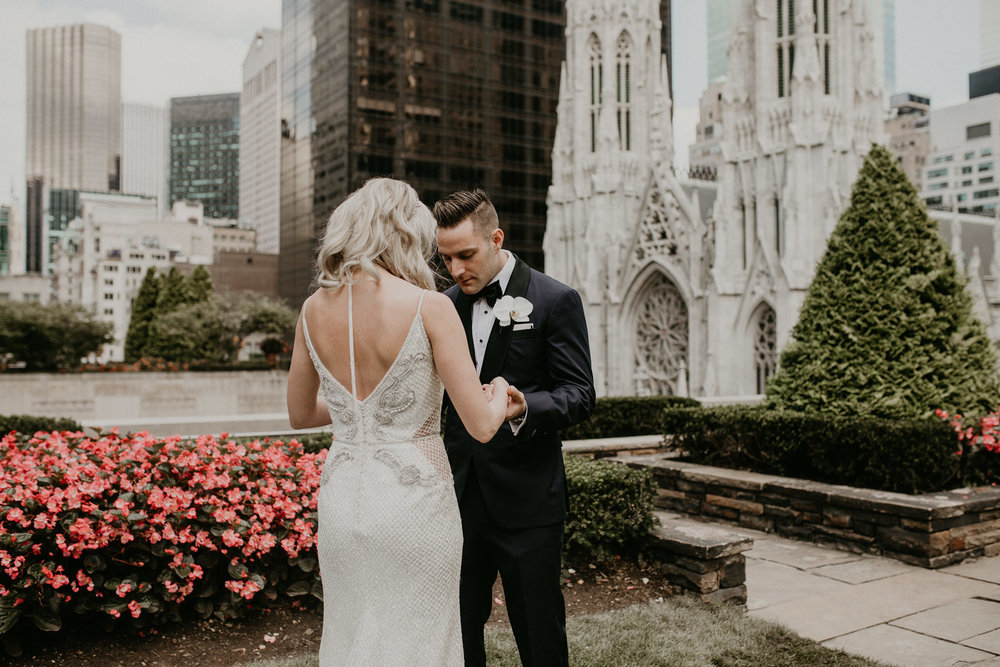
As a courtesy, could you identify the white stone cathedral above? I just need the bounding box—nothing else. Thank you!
[544,0,885,397]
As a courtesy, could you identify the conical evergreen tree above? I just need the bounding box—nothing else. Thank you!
[766,144,1000,419]
[187,265,214,303]
[124,268,160,362]
[154,267,192,315]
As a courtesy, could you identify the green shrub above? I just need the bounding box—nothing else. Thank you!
[563,454,657,564]
[563,396,700,440]
[765,145,1000,419]
[0,414,83,436]
[662,406,961,494]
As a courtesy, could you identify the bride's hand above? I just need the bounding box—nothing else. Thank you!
[488,376,510,403]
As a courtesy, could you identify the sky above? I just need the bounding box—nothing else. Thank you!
[0,0,983,213]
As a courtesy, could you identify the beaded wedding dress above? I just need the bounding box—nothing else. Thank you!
[302,288,463,666]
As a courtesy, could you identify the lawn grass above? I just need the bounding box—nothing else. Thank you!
[243,597,886,666]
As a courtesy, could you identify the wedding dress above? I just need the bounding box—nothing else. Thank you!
[302,287,463,666]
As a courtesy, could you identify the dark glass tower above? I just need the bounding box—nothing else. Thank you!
[169,93,241,220]
[279,0,575,306]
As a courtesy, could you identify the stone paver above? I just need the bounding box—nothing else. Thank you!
[745,558,850,611]
[811,556,914,584]
[964,629,1000,655]
[745,537,863,569]
[822,624,995,667]
[943,556,1000,585]
[747,570,1000,642]
[891,598,1000,642]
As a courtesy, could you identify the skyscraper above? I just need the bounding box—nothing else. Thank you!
[169,93,240,221]
[277,0,669,306]
[707,0,733,83]
[240,29,282,254]
[25,23,122,273]
[983,0,1000,69]
[122,102,169,219]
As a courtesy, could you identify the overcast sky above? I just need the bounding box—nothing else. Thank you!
[0,0,982,211]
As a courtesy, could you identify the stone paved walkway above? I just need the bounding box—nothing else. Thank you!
[735,525,1000,666]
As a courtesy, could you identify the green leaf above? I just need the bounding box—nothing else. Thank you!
[285,581,311,597]
[0,598,22,634]
[31,609,61,632]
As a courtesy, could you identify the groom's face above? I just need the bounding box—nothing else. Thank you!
[436,218,505,296]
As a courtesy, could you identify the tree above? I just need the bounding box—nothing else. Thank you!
[147,266,213,359]
[765,144,1000,419]
[124,267,160,362]
[150,292,296,363]
[188,265,214,303]
[0,302,113,370]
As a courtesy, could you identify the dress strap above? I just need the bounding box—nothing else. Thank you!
[348,283,358,400]
[416,289,428,316]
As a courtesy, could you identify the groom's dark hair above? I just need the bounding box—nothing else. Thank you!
[432,189,500,238]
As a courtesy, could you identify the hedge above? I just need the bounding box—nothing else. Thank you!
[662,405,962,494]
[0,414,83,437]
[563,454,657,564]
[562,396,700,440]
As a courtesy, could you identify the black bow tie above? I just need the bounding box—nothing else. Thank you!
[470,281,503,307]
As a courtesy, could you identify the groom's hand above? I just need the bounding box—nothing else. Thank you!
[505,386,526,421]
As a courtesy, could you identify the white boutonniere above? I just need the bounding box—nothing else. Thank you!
[493,296,533,327]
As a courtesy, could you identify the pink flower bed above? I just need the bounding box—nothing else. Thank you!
[0,430,326,638]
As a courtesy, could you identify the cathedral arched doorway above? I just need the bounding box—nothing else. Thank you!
[632,272,689,396]
[751,303,777,394]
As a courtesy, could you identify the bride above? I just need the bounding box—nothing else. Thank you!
[286,177,513,665]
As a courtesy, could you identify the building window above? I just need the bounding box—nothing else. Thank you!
[983,148,993,158]
[774,198,782,256]
[961,166,973,175]
[980,162,994,172]
[753,304,777,394]
[982,176,995,184]
[973,189,999,200]
[615,32,632,151]
[589,34,602,153]
[776,0,797,97]
[633,273,689,397]
[927,168,949,179]
[965,151,976,160]
[967,123,992,140]
[928,182,949,190]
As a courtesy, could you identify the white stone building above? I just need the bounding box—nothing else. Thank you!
[920,94,1000,216]
[53,194,214,362]
[545,0,885,398]
[121,102,170,219]
[239,29,282,255]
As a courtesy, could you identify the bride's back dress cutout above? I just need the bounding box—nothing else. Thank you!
[302,287,462,666]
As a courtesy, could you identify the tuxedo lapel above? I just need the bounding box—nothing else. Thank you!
[479,255,531,382]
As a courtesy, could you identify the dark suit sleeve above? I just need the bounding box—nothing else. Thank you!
[519,288,596,437]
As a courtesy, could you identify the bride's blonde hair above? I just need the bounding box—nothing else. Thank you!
[315,178,436,290]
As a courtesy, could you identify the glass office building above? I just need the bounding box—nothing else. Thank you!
[279,0,671,305]
[170,93,241,220]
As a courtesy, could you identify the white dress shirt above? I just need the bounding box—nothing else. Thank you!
[469,251,526,434]
[471,250,516,373]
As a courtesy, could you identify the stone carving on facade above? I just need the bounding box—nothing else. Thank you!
[633,272,689,396]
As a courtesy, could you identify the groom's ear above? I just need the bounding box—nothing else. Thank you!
[491,227,504,250]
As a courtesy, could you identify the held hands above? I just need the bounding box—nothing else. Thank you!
[505,385,526,421]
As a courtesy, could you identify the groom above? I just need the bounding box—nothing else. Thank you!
[433,189,595,667]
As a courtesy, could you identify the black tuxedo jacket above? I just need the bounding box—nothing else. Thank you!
[442,255,596,529]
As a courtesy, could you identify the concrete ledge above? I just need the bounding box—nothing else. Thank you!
[561,434,668,458]
[648,511,752,605]
[617,454,1000,569]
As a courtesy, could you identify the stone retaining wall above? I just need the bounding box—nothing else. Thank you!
[0,371,290,436]
[618,455,1000,569]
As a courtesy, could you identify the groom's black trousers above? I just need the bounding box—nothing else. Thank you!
[458,465,568,667]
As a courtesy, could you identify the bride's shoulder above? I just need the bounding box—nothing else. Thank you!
[420,290,454,313]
